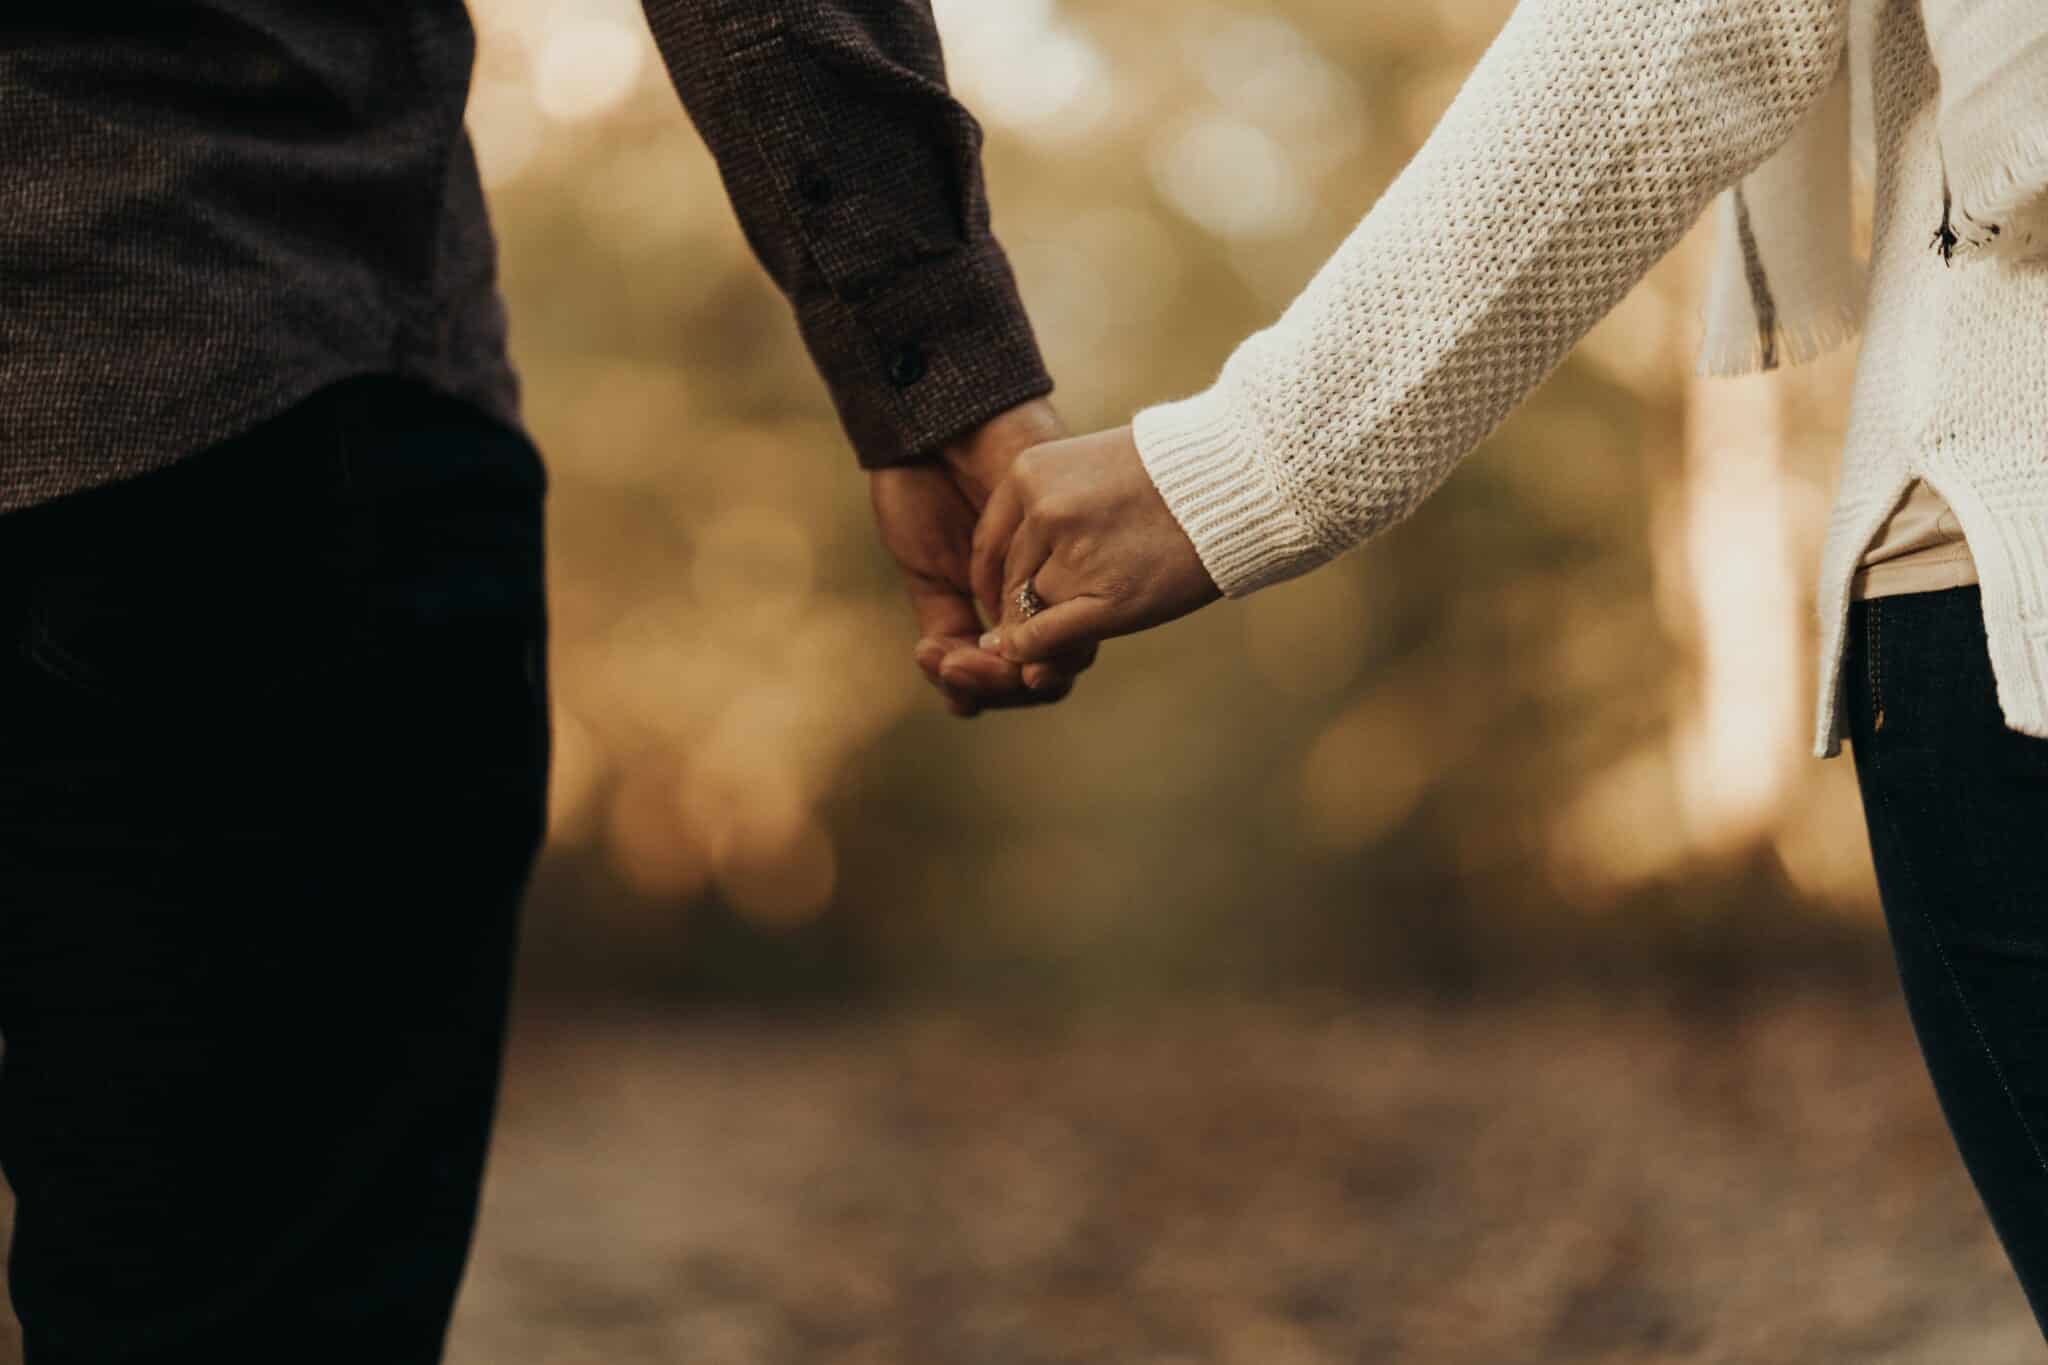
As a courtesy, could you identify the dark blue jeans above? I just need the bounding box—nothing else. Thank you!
[1848,584,2048,1339]
[0,377,550,1362]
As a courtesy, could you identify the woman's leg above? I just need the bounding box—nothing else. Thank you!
[0,377,551,1362]
[1847,584,2048,1337]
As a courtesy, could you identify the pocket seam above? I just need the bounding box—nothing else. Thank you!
[23,606,114,696]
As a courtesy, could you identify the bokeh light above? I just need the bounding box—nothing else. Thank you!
[930,0,1114,142]
[444,0,1887,980]
[1151,114,1311,240]
[531,13,646,124]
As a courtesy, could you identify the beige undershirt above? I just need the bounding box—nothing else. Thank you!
[1849,477,1980,601]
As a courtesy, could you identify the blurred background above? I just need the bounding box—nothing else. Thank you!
[496,0,1887,1008]
[4,1,2039,1360]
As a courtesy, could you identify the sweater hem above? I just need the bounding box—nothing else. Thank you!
[1813,468,1925,758]
[1816,462,2048,758]
[1928,467,2048,740]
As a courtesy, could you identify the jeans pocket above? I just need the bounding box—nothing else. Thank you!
[18,499,371,721]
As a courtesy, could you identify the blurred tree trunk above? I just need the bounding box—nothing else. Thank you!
[1667,232,1804,856]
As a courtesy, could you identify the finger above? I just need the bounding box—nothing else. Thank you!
[989,595,1124,667]
[970,478,1028,624]
[916,634,998,695]
[937,639,1025,695]
[915,643,982,715]
[913,634,949,684]
[999,548,1097,687]
[1020,663,1061,693]
[996,511,1055,630]
[935,638,1081,708]
[930,629,1054,715]
[1015,597,1097,687]
[1049,641,1100,677]
[906,572,982,649]
[914,642,984,717]
[977,677,1073,709]
[932,679,981,718]
[1021,646,1095,694]
[903,579,994,717]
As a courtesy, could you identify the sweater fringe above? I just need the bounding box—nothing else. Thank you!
[1695,302,1865,378]
[1947,122,2048,263]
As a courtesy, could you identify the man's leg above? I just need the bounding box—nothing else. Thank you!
[0,378,550,1363]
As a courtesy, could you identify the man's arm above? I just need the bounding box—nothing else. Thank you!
[642,0,1054,470]
[643,0,1089,711]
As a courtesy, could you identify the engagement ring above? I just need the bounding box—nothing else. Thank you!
[1015,581,1046,621]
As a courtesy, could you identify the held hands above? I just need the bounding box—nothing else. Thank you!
[869,399,1100,716]
[874,410,1217,718]
[969,425,1220,672]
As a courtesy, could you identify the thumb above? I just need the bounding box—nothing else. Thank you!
[906,572,982,647]
[982,596,1122,667]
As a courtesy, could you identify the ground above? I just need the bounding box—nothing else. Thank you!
[2,992,2038,1363]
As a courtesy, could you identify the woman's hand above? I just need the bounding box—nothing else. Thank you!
[970,426,1221,669]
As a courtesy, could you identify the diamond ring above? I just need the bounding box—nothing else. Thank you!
[1015,581,1046,621]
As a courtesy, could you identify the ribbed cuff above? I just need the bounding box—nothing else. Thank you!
[1131,384,1330,598]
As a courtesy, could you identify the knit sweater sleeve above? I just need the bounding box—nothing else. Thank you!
[1132,0,1851,596]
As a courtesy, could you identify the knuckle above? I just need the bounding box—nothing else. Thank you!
[1012,447,1046,484]
[1037,494,1080,527]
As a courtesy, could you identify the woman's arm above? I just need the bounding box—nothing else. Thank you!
[1142,0,1850,594]
[971,0,1851,668]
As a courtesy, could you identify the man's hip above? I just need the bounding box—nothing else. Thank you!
[0,374,551,1362]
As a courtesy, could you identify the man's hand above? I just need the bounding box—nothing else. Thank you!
[970,425,1221,665]
[870,399,1098,717]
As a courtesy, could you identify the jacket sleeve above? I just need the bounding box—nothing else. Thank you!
[641,0,1054,468]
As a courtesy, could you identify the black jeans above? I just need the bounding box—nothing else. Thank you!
[0,377,550,1362]
[1848,584,2048,1339]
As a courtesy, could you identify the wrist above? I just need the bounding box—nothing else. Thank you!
[941,398,1067,503]
[941,398,1063,463]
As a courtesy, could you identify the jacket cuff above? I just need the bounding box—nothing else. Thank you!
[1131,383,1330,598]
[797,240,1054,470]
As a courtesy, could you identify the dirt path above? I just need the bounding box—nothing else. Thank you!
[452,995,2036,1364]
[1,994,2036,1363]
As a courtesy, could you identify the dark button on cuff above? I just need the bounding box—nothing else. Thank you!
[887,343,929,388]
[796,166,835,207]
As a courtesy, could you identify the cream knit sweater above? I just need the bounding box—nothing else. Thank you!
[1131,0,2048,760]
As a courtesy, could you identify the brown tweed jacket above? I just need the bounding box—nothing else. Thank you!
[0,2,1053,514]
